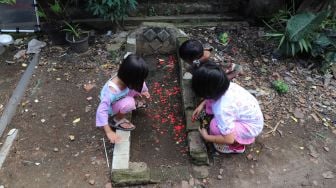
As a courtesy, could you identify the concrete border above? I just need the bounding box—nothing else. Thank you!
[0,53,39,137]
[0,129,18,169]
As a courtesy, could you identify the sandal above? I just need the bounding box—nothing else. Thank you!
[109,118,136,131]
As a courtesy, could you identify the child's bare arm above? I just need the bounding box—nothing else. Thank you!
[199,128,235,144]
[192,100,206,121]
[103,125,121,143]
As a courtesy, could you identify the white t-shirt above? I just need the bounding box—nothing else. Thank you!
[212,82,264,137]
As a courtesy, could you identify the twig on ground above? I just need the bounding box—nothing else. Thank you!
[102,137,110,168]
[266,121,281,135]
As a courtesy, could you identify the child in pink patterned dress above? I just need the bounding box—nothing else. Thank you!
[96,54,150,143]
[191,62,263,153]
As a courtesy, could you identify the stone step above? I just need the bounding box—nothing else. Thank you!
[77,14,247,30]
[112,130,131,170]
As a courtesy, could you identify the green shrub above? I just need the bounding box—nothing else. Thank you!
[87,0,137,28]
[0,0,15,4]
[272,80,289,94]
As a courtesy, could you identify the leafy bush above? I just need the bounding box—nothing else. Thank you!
[87,0,137,27]
[265,8,336,72]
[272,80,289,94]
[37,0,69,24]
[0,0,15,4]
[265,11,329,56]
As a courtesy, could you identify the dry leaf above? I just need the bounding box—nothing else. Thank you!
[83,83,95,92]
[290,116,298,122]
[73,118,80,124]
[322,171,334,179]
[69,135,75,141]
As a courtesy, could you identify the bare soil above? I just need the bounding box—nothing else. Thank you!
[0,46,26,117]
[0,25,336,188]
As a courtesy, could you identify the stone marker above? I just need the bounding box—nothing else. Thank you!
[188,131,209,165]
[111,162,151,186]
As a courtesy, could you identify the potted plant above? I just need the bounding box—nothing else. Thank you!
[63,21,89,53]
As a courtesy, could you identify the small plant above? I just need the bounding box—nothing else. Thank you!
[164,8,172,16]
[0,0,15,4]
[175,6,181,15]
[218,32,230,46]
[272,80,289,94]
[63,21,82,41]
[148,6,156,16]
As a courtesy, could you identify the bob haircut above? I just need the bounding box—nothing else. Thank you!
[118,54,149,92]
[192,62,230,100]
[179,39,204,63]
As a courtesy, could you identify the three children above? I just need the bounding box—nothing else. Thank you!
[96,39,263,154]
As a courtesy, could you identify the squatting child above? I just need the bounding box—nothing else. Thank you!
[179,39,243,80]
[96,54,150,143]
[191,62,264,153]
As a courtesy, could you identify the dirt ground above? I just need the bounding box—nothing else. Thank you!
[0,25,336,188]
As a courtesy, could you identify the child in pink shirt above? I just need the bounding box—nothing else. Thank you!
[191,62,263,153]
[96,54,150,143]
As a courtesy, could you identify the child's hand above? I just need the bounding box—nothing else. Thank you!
[141,91,150,99]
[106,131,121,143]
[198,127,209,139]
[192,102,205,121]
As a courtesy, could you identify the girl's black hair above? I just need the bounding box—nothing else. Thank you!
[179,39,204,63]
[118,54,149,92]
[192,62,230,100]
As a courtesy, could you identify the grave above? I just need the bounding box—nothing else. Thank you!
[111,22,209,186]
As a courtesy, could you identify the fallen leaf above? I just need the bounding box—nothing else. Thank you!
[89,179,95,185]
[293,108,305,119]
[69,135,75,141]
[322,171,334,179]
[323,146,329,152]
[264,114,272,120]
[73,118,80,124]
[105,183,112,188]
[310,113,320,122]
[246,153,253,160]
[83,83,95,92]
[290,116,298,122]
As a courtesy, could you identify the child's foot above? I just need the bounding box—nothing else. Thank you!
[213,143,245,154]
[109,117,136,131]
